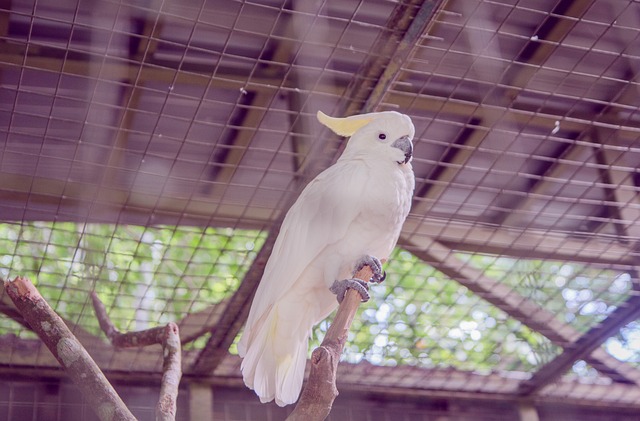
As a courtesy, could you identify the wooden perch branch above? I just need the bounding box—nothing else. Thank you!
[4,277,136,421]
[287,264,376,421]
[90,291,182,421]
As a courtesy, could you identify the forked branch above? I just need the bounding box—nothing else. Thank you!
[90,291,182,421]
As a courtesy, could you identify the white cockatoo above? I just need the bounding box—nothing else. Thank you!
[237,110,415,406]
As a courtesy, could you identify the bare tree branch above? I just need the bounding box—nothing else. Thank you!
[91,291,167,347]
[91,291,182,421]
[287,264,376,421]
[4,277,136,421]
[157,323,182,421]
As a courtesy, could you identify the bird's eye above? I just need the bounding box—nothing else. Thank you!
[378,133,386,140]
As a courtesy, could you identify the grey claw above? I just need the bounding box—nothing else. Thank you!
[377,270,386,284]
[353,255,385,283]
[330,279,370,303]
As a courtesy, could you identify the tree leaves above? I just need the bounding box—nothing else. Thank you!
[0,221,264,343]
[314,248,633,374]
[2,221,636,373]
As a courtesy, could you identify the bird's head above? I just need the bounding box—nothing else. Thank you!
[317,110,415,165]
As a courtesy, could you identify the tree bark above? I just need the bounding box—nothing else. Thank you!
[91,291,182,421]
[156,323,182,421]
[4,277,136,421]
[286,264,375,421]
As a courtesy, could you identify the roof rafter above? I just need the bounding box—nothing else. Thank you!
[344,0,445,116]
[361,0,444,114]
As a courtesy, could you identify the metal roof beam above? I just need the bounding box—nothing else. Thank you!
[344,0,445,116]
[361,0,444,114]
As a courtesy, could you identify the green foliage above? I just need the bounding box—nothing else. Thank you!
[2,221,636,375]
[0,221,263,340]
[465,254,631,333]
[313,248,634,374]
[313,249,562,373]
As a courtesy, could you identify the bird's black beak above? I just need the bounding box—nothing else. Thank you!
[392,135,413,164]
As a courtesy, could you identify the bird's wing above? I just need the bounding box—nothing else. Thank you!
[243,161,370,331]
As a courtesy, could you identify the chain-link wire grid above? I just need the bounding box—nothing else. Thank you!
[1,0,640,413]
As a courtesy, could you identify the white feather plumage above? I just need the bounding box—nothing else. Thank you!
[238,110,415,406]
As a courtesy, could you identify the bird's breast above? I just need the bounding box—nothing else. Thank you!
[319,162,414,287]
[344,166,413,264]
[365,166,414,222]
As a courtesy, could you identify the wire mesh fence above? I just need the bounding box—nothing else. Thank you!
[1,0,640,416]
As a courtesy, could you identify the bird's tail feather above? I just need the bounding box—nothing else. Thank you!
[240,307,309,406]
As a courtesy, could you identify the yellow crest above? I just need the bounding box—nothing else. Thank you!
[316,111,375,137]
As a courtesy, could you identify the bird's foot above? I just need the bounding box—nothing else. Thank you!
[330,279,370,303]
[353,255,386,284]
